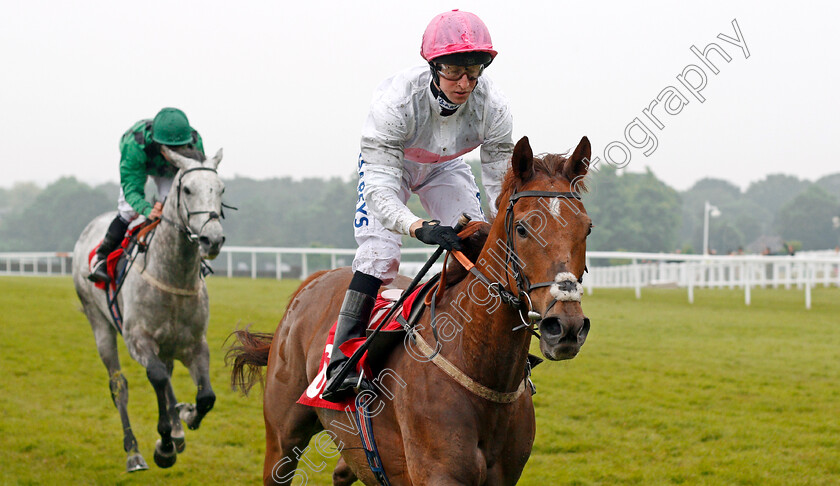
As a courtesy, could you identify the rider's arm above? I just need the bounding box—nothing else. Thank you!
[480,93,514,218]
[119,139,153,218]
[360,102,421,236]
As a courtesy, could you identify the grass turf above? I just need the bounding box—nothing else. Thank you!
[0,276,837,485]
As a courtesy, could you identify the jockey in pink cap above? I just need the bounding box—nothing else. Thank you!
[321,10,514,402]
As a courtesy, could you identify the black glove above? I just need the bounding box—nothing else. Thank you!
[414,220,463,251]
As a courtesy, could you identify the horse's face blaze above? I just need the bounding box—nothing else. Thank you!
[508,135,593,361]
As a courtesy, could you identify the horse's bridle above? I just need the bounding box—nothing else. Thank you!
[161,166,231,242]
[462,190,585,331]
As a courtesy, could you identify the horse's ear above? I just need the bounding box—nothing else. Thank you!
[161,146,194,172]
[563,136,591,183]
[208,148,223,170]
[511,136,534,182]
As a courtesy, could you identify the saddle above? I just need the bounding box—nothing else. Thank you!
[361,274,439,369]
[86,221,159,334]
[87,223,153,292]
[296,278,436,411]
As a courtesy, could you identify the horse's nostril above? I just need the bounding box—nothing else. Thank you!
[199,236,210,246]
[578,317,591,343]
[540,317,565,339]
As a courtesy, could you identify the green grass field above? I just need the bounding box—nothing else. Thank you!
[1,276,838,485]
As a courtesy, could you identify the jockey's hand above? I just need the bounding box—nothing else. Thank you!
[148,202,164,221]
[414,220,463,251]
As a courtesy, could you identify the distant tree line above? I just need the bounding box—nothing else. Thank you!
[1,162,838,253]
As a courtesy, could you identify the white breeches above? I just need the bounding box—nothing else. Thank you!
[117,175,174,221]
[352,155,485,284]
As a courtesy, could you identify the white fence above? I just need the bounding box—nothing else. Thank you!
[584,251,840,309]
[2,248,838,309]
[0,248,441,280]
[0,251,73,276]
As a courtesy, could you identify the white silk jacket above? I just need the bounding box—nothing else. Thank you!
[360,65,514,235]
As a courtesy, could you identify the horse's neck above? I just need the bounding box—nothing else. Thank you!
[433,238,531,393]
[144,211,201,286]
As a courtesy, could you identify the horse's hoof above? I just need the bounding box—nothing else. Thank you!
[126,453,149,472]
[153,439,177,468]
[173,434,186,453]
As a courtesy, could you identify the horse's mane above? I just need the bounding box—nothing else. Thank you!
[169,144,207,162]
[495,153,588,213]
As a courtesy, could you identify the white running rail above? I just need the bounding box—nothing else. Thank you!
[2,249,837,309]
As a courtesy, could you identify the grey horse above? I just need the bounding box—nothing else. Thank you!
[72,147,226,472]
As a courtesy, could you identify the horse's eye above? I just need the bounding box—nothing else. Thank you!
[184,186,192,195]
[516,224,528,238]
[587,224,593,236]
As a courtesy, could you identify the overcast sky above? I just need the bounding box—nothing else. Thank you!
[1,0,837,192]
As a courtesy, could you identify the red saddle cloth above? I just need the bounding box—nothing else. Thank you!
[87,225,143,291]
[297,285,426,411]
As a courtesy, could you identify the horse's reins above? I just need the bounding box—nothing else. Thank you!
[331,216,471,388]
[427,190,583,334]
[401,190,585,406]
[136,165,236,292]
[339,192,585,404]
[504,190,585,326]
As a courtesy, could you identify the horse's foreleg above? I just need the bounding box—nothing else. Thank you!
[145,357,178,468]
[163,361,186,453]
[90,318,148,472]
[180,338,215,431]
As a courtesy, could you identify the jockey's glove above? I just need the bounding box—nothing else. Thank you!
[415,220,463,252]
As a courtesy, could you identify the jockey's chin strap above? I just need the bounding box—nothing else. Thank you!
[428,190,583,335]
[159,166,237,242]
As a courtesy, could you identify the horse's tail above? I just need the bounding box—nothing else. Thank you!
[226,326,274,396]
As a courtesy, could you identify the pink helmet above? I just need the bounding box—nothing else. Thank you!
[421,10,497,63]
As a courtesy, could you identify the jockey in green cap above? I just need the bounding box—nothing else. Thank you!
[88,107,205,283]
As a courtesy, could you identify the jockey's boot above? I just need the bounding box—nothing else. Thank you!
[88,215,129,284]
[321,272,381,403]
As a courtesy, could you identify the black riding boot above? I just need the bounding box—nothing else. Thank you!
[88,215,130,283]
[321,272,381,402]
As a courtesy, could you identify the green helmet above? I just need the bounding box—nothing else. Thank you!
[151,107,193,146]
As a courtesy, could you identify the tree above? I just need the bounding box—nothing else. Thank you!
[679,178,742,247]
[0,177,112,251]
[745,174,811,217]
[774,185,840,250]
[584,167,681,252]
[692,219,745,254]
[815,174,840,199]
[0,182,42,219]
[220,175,358,248]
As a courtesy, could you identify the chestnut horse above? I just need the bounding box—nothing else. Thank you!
[230,136,592,485]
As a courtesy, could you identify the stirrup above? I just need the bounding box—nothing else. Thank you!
[322,368,369,402]
[88,258,110,284]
